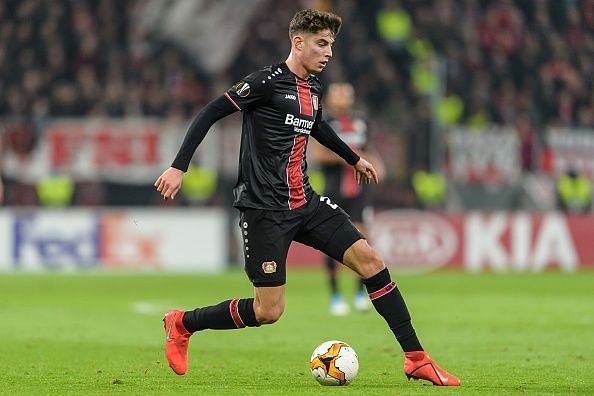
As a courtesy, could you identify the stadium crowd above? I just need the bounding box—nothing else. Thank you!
[1,0,593,206]
[0,0,210,119]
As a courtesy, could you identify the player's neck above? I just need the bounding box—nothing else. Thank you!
[285,54,310,80]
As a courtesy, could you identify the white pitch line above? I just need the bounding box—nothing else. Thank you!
[131,301,173,315]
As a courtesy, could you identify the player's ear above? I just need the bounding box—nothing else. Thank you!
[293,35,304,51]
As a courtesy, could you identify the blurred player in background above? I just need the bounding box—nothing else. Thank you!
[155,9,459,386]
[312,82,384,316]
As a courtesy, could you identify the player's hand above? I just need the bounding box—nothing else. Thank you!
[354,157,379,184]
[154,167,184,200]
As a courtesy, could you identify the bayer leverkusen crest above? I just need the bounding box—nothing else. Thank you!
[262,261,277,274]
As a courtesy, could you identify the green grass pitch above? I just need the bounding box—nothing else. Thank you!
[1,269,593,395]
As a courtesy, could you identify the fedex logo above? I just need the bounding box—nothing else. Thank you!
[13,213,100,268]
[100,213,159,268]
[11,212,160,270]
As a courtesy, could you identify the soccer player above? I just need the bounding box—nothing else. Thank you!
[311,82,378,316]
[154,9,460,386]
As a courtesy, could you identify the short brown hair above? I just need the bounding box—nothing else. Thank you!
[289,9,342,39]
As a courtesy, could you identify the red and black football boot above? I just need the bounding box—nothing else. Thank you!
[404,351,460,386]
[163,310,192,375]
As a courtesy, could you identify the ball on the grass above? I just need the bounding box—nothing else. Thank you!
[309,340,359,386]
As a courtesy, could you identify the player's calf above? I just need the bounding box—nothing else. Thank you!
[254,304,284,324]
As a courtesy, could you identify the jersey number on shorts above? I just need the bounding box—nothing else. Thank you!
[320,196,338,210]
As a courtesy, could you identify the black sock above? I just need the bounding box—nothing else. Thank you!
[362,268,423,352]
[182,298,260,333]
[326,256,339,294]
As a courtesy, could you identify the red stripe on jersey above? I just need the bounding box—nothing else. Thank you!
[296,79,313,116]
[368,282,396,301]
[287,135,307,210]
[229,299,245,328]
[224,92,242,111]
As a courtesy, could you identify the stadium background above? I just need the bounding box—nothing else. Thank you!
[0,1,593,394]
[1,0,594,271]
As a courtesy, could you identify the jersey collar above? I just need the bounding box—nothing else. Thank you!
[280,62,311,82]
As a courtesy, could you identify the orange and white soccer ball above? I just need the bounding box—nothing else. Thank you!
[309,340,359,386]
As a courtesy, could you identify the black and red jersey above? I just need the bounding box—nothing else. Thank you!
[225,62,322,210]
[322,112,369,199]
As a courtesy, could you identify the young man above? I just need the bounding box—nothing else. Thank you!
[155,9,460,386]
[312,82,376,316]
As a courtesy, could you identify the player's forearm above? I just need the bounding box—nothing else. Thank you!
[311,120,360,166]
[171,95,237,171]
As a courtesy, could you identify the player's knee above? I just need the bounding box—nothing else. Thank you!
[367,248,385,272]
[254,304,284,324]
[357,246,385,278]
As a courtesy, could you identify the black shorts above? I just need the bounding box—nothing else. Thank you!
[327,194,366,223]
[238,194,364,287]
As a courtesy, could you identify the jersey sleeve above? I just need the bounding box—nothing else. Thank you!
[311,119,360,166]
[224,70,273,111]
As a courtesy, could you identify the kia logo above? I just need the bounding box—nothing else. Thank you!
[370,210,457,273]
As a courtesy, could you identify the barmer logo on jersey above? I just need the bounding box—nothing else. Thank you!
[262,261,277,274]
[285,114,314,134]
[232,81,251,98]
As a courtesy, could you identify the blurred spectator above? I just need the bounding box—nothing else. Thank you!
[376,0,412,51]
[516,115,536,173]
[36,173,74,207]
[556,169,592,213]
[412,168,447,209]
